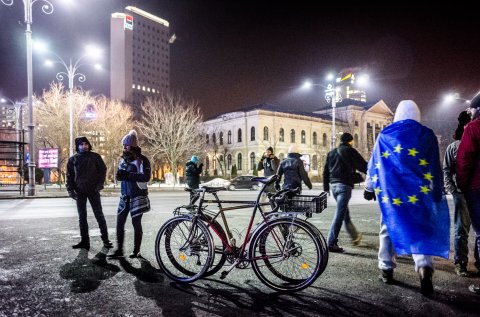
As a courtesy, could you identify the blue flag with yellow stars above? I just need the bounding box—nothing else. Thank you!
[367,119,450,258]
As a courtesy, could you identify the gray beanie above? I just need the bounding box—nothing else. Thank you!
[122,130,138,147]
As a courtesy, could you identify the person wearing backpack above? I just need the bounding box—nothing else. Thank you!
[323,132,367,253]
[66,136,112,251]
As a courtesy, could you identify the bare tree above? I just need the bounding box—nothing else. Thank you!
[90,96,134,181]
[137,94,205,185]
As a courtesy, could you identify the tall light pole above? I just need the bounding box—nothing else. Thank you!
[324,83,341,150]
[45,47,102,157]
[2,0,54,196]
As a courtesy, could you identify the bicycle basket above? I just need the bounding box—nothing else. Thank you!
[280,192,328,214]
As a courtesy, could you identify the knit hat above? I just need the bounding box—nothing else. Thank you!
[340,132,353,144]
[469,93,480,109]
[74,136,92,152]
[122,130,138,147]
[191,155,199,164]
[393,100,421,123]
[288,145,299,154]
[266,146,274,153]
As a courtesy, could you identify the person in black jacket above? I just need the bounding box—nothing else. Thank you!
[275,145,312,192]
[66,136,112,251]
[258,146,280,203]
[108,130,151,259]
[185,155,203,203]
[323,132,367,253]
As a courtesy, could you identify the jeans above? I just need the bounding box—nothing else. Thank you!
[327,183,360,247]
[378,221,433,272]
[76,191,109,242]
[116,207,144,254]
[452,192,471,265]
[464,189,480,272]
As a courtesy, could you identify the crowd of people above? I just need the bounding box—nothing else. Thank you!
[66,96,480,298]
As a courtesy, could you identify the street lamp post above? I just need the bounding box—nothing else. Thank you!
[2,0,54,196]
[324,83,342,150]
[46,49,101,157]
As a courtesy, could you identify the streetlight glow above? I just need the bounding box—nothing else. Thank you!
[1,0,55,196]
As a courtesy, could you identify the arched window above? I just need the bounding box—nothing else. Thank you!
[205,156,210,170]
[279,128,284,142]
[237,153,243,170]
[219,132,224,145]
[227,130,232,144]
[250,126,255,141]
[290,129,296,143]
[238,128,242,142]
[219,155,224,162]
[263,126,269,141]
[322,133,328,147]
[212,133,216,144]
[312,155,318,170]
[312,132,318,145]
[206,134,209,144]
[301,130,306,144]
[227,154,232,170]
[250,152,256,170]
[354,133,359,146]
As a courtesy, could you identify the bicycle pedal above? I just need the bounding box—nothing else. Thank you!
[220,271,229,280]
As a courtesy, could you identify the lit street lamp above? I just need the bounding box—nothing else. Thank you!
[44,46,102,157]
[443,93,471,105]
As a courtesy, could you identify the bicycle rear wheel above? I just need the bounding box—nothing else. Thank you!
[250,218,324,292]
[201,215,228,277]
[155,216,214,283]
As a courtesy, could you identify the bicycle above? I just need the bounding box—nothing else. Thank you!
[155,175,328,292]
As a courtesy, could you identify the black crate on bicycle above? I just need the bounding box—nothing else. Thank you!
[280,192,328,214]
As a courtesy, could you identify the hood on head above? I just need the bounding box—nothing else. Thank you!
[75,136,92,152]
[393,100,421,123]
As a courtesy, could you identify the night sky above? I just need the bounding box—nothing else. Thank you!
[0,1,479,122]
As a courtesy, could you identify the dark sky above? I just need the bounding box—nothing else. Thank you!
[0,1,479,121]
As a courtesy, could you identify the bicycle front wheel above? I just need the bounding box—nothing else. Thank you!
[155,216,214,283]
[250,218,324,292]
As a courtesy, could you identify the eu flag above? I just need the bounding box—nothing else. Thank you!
[367,119,450,258]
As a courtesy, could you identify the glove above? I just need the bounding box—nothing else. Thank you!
[116,169,128,181]
[363,190,376,201]
[274,183,281,191]
[68,190,77,200]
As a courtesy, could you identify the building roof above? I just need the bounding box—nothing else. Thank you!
[313,98,380,112]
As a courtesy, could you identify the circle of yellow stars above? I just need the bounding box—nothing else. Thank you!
[371,144,432,207]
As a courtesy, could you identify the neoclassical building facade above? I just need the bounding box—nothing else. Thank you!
[201,100,393,179]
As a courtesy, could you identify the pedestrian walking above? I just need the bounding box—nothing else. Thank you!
[108,130,151,259]
[323,132,367,253]
[364,100,450,297]
[258,146,279,203]
[443,110,471,276]
[275,145,312,192]
[456,93,480,294]
[66,136,112,251]
[185,155,203,203]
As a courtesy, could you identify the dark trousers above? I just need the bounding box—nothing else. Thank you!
[76,191,109,242]
[116,212,143,253]
[465,189,480,272]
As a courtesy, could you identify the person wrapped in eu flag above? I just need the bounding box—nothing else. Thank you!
[364,100,450,296]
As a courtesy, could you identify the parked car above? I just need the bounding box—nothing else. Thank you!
[199,178,230,188]
[227,175,259,191]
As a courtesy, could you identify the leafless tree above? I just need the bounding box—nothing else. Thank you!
[137,94,205,185]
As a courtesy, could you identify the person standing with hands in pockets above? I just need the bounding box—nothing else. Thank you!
[108,130,151,259]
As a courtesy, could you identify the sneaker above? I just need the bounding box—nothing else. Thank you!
[454,263,469,277]
[72,241,90,251]
[107,249,124,259]
[352,233,363,246]
[328,245,344,253]
[129,252,142,259]
[103,240,113,249]
[469,284,480,294]
[379,269,394,284]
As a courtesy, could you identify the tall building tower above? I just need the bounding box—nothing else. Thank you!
[110,6,170,109]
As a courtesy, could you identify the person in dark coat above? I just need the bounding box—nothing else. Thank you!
[457,93,480,294]
[66,136,112,251]
[108,130,151,259]
[258,146,280,203]
[185,155,203,203]
[443,111,471,276]
[275,145,312,192]
[323,132,367,253]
